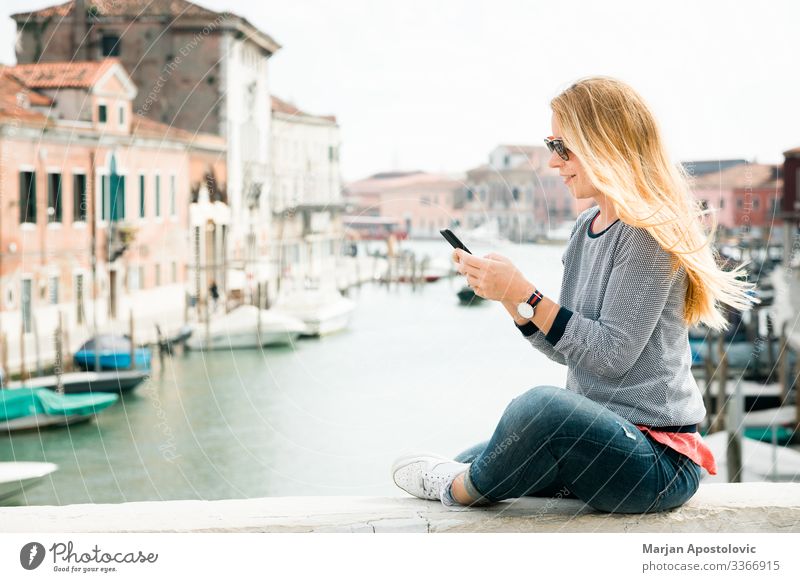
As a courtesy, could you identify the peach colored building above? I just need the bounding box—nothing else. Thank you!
[345,172,465,239]
[463,145,593,242]
[691,162,783,236]
[0,59,225,343]
[12,0,280,280]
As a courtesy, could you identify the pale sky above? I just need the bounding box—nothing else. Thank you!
[3,0,798,182]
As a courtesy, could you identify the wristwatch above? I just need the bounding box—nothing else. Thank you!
[517,289,543,319]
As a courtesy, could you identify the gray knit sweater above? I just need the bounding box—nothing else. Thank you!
[517,206,706,427]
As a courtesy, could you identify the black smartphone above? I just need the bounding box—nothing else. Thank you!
[439,229,472,254]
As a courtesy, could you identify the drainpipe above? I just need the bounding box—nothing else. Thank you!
[90,149,100,372]
[0,127,4,379]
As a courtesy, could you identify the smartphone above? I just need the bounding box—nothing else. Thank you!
[439,229,472,254]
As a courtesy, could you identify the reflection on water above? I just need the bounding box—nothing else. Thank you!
[1,242,567,505]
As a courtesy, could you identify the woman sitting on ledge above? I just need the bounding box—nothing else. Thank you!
[392,76,756,514]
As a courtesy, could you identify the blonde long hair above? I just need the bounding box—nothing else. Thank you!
[551,76,757,331]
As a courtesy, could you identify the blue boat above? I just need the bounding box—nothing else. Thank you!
[74,334,152,371]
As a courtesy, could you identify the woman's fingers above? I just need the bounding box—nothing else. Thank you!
[459,253,488,269]
[485,252,513,266]
[460,262,482,277]
[467,276,487,297]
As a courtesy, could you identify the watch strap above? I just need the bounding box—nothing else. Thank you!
[527,289,544,308]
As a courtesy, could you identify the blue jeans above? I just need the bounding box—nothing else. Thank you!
[454,385,702,513]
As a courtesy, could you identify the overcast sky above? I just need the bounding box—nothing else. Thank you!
[3,0,798,182]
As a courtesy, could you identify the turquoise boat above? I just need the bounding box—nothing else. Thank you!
[0,388,118,433]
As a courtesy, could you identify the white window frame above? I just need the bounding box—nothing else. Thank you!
[19,164,36,230]
[138,171,147,222]
[169,173,177,221]
[45,166,63,229]
[48,273,60,305]
[96,167,108,228]
[154,171,163,223]
[21,275,33,333]
[72,167,88,228]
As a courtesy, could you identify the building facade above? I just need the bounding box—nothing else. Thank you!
[691,162,783,236]
[463,145,590,242]
[344,172,465,240]
[0,60,225,354]
[12,0,279,280]
[268,96,343,300]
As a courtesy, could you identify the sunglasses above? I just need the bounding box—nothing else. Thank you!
[544,136,569,161]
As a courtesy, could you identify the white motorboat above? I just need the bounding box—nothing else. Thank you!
[460,221,509,248]
[186,305,306,350]
[0,462,58,503]
[701,431,800,483]
[545,221,575,242]
[272,289,356,336]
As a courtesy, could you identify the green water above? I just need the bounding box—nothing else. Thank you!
[1,242,567,505]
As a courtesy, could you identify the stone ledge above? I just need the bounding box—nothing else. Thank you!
[1,483,799,533]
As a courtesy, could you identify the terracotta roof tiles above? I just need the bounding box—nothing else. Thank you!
[0,69,50,125]
[7,59,118,89]
[12,0,217,20]
[692,163,781,190]
[271,96,337,124]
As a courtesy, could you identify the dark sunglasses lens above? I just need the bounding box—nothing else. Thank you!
[545,138,569,160]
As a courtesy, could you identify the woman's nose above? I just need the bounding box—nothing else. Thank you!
[547,150,563,168]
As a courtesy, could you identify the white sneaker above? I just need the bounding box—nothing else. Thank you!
[391,452,468,502]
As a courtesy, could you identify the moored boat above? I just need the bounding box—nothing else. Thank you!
[272,289,356,337]
[5,370,149,394]
[186,305,306,350]
[0,462,58,502]
[0,388,118,433]
[457,285,484,305]
[74,334,152,371]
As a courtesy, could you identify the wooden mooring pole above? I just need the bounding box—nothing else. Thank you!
[129,309,135,370]
[19,322,26,383]
[54,311,64,395]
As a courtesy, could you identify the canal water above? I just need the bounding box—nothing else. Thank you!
[1,241,568,505]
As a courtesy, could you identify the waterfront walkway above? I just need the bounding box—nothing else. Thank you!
[1,483,798,532]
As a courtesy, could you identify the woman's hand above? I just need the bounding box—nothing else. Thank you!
[452,249,534,303]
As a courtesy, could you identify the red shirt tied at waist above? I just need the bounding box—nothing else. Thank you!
[635,426,718,475]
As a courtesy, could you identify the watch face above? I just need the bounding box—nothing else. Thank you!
[517,302,534,319]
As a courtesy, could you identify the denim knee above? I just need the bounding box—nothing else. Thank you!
[501,385,569,432]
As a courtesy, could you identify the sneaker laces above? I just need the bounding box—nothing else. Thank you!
[421,466,462,500]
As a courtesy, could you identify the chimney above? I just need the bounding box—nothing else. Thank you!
[73,0,88,60]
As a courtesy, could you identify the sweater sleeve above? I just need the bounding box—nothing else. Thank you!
[511,212,589,366]
[544,226,679,379]
[515,321,567,365]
